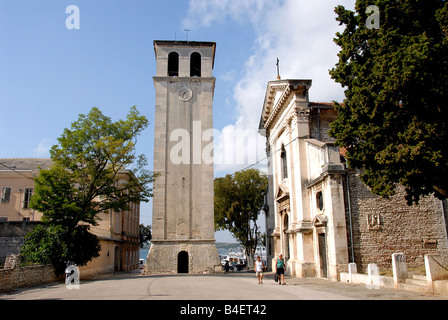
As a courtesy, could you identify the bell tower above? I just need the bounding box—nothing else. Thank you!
[143,41,221,274]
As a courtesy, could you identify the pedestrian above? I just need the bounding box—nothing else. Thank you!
[224,260,229,272]
[255,256,265,284]
[276,254,286,285]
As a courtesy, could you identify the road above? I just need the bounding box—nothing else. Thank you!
[2,270,447,301]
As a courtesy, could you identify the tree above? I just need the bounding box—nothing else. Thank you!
[214,169,268,268]
[139,224,152,248]
[21,106,154,275]
[21,224,101,275]
[329,0,448,204]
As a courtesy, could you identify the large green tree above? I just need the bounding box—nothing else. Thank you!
[329,0,448,204]
[214,169,268,268]
[21,106,154,274]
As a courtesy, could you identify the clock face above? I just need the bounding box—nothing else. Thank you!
[178,87,193,101]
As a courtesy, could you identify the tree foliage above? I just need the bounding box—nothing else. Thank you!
[31,106,154,226]
[22,106,154,274]
[214,169,268,267]
[21,224,101,275]
[139,223,152,248]
[329,0,448,204]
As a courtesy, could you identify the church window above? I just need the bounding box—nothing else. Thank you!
[281,145,288,179]
[316,191,324,211]
[190,52,201,77]
[168,52,179,77]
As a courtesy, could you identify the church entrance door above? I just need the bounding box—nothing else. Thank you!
[178,251,189,273]
[318,233,327,278]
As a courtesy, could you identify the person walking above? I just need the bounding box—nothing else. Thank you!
[255,256,265,284]
[276,254,286,285]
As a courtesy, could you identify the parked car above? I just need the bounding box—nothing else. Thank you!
[139,259,145,269]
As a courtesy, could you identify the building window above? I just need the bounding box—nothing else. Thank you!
[168,52,179,76]
[22,188,33,209]
[190,52,201,77]
[281,145,288,179]
[316,191,324,211]
[1,187,11,203]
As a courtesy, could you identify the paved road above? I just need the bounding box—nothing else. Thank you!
[2,270,447,301]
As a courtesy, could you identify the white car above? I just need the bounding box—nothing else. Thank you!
[139,259,145,269]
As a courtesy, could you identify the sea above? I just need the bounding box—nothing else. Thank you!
[139,242,244,262]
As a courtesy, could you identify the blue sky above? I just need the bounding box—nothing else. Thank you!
[0,0,354,242]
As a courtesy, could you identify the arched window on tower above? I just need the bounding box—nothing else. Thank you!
[190,52,201,77]
[168,52,179,77]
[281,145,288,179]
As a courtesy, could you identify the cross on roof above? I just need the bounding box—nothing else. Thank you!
[276,58,281,80]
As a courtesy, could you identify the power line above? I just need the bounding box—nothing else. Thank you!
[230,136,300,176]
[0,162,36,180]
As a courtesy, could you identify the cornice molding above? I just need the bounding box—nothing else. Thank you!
[259,80,312,132]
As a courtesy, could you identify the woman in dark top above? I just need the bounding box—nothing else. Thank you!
[276,254,286,285]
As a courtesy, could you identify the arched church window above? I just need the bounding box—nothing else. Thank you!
[316,191,324,211]
[281,145,288,179]
[190,52,201,77]
[168,52,179,77]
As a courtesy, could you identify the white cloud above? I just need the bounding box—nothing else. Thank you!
[34,138,52,158]
[182,0,270,28]
[184,0,356,175]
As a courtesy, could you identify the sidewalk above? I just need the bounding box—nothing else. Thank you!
[270,273,448,300]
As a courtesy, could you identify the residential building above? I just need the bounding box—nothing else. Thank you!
[0,158,140,276]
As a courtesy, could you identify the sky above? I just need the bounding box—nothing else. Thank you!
[0,0,355,242]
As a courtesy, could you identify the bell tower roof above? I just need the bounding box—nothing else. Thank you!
[153,40,216,69]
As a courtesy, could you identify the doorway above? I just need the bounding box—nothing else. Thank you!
[318,233,327,278]
[178,251,189,273]
[114,246,120,272]
[283,214,290,260]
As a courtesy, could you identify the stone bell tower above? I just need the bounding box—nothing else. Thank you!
[143,41,221,274]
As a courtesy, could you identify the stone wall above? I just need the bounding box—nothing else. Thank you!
[0,265,61,292]
[0,221,41,237]
[309,107,337,143]
[344,168,448,273]
[0,221,41,265]
[0,237,24,265]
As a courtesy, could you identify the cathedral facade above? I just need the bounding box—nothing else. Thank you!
[259,79,448,281]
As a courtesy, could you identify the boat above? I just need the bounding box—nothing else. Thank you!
[220,248,246,271]
[219,245,267,271]
[254,246,267,264]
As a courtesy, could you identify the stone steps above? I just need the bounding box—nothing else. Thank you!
[406,278,427,286]
[411,274,427,281]
[398,275,429,293]
[399,282,429,293]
